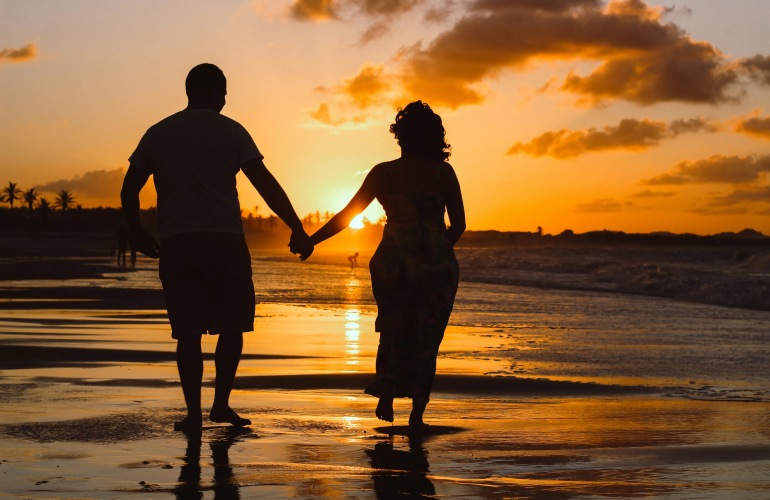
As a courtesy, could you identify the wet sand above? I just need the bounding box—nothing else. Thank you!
[1,258,770,498]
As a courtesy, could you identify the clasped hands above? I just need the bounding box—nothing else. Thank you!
[289,229,314,261]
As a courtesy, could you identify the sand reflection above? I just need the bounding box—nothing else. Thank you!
[367,435,435,498]
[175,427,252,499]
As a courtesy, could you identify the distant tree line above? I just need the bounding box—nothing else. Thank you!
[1,181,79,217]
[457,228,770,248]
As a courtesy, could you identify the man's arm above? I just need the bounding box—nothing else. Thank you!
[241,158,312,258]
[120,165,160,258]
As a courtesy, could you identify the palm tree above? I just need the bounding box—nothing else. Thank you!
[54,189,76,213]
[37,197,51,219]
[2,182,22,210]
[22,187,38,212]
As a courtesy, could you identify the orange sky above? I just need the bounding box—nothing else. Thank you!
[2,0,770,234]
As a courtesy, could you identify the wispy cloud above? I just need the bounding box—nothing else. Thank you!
[643,154,770,185]
[574,198,630,213]
[631,189,676,198]
[507,117,717,158]
[687,205,749,215]
[707,186,770,207]
[0,43,37,64]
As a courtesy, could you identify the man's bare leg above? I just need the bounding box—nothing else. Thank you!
[175,334,204,431]
[210,332,251,426]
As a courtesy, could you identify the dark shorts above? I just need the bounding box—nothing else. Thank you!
[159,232,255,338]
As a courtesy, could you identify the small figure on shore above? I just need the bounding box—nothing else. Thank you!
[348,252,359,269]
[122,63,311,433]
[116,225,129,267]
[295,101,465,433]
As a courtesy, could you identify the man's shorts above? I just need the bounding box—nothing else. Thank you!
[159,232,255,338]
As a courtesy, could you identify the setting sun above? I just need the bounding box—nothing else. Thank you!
[349,213,365,229]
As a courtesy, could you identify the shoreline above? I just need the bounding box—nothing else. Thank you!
[5,249,770,312]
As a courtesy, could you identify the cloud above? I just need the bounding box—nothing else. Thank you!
[288,0,424,27]
[740,55,770,86]
[574,198,628,213]
[397,0,750,108]
[338,63,393,108]
[643,154,770,186]
[309,63,403,126]
[735,111,770,140]
[707,186,770,207]
[631,189,676,198]
[0,43,37,64]
[309,0,770,124]
[314,0,767,117]
[35,168,156,208]
[687,206,749,215]
[308,103,370,127]
[289,0,339,21]
[507,117,716,158]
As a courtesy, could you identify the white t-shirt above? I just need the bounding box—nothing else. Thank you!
[129,109,263,238]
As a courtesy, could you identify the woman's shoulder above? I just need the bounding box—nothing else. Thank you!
[438,161,457,178]
[367,159,399,178]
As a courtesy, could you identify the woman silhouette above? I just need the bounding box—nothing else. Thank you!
[306,101,465,431]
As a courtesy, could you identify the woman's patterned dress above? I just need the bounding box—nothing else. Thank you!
[365,157,460,400]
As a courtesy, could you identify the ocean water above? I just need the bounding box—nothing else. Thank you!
[241,253,770,402]
[94,250,770,402]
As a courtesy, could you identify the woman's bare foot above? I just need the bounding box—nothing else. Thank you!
[408,420,430,435]
[209,406,251,427]
[408,396,429,433]
[174,415,203,432]
[375,396,394,422]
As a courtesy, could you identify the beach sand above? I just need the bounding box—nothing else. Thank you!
[1,257,770,498]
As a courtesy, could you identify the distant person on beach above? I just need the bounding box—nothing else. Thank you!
[121,63,312,433]
[296,101,465,432]
[116,225,129,266]
[128,233,137,267]
[348,252,359,269]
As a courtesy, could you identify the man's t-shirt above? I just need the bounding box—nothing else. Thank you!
[129,109,263,238]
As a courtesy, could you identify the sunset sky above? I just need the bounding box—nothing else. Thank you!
[2,0,770,235]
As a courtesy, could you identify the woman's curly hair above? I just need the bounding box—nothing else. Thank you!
[389,101,451,162]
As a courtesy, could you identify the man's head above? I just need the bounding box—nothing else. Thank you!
[185,63,227,111]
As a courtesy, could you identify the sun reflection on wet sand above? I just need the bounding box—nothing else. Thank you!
[345,308,361,368]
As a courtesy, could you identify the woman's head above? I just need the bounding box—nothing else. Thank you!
[389,101,451,162]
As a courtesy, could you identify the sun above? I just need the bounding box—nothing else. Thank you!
[349,214,365,229]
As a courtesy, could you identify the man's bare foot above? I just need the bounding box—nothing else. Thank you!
[375,397,394,422]
[209,406,251,427]
[174,415,203,432]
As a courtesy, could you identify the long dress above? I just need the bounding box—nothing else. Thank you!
[365,157,460,401]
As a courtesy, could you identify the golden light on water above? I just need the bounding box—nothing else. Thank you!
[349,214,365,229]
[345,308,361,366]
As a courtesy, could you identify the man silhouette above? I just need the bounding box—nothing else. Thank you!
[121,63,312,432]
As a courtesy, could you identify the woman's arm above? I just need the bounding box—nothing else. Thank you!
[443,164,466,246]
[310,167,381,246]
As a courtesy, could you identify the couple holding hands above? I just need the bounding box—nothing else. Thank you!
[121,63,465,434]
